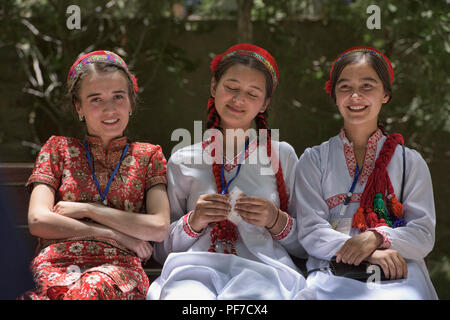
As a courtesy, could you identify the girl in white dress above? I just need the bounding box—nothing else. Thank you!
[147,44,310,300]
[294,46,438,299]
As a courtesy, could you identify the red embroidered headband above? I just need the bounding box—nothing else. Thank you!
[324,46,394,95]
[210,44,279,91]
[67,50,138,92]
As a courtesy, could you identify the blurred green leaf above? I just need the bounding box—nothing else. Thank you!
[387,3,397,13]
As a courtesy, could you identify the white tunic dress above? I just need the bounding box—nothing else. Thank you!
[147,136,311,300]
[294,129,438,299]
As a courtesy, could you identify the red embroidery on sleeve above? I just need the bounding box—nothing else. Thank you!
[367,227,391,249]
[272,214,293,241]
[183,211,201,238]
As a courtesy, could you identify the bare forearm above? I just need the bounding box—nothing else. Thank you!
[28,184,121,242]
[85,203,168,242]
[28,209,115,241]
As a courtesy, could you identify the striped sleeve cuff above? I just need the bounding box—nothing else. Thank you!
[367,227,391,249]
[182,211,202,238]
[272,214,294,241]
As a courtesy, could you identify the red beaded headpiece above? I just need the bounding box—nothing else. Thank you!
[324,46,394,95]
[207,44,279,130]
[210,43,279,91]
[67,50,138,92]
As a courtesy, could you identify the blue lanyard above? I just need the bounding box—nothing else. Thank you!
[344,164,361,205]
[82,140,129,205]
[220,139,250,195]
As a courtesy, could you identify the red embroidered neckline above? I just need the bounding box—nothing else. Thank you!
[202,137,257,172]
[84,135,128,152]
[339,129,383,186]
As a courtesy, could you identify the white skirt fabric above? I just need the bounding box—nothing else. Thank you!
[306,260,438,300]
[147,252,314,300]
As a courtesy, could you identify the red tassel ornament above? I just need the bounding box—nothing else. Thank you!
[352,207,367,231]
[376,219,389,228]
[208,220,238,255]
[388,194,403,218]
[324,80,332,95]
[366,209,379,229]
[131,75,139,93]
[352,133,405,231]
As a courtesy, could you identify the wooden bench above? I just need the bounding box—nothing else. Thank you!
[0,163,163,281]
[0,162,307,284]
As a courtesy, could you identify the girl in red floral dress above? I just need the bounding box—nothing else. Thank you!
[21,50,170,300]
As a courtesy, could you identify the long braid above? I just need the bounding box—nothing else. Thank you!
[206,97,224,193]
[206,97,221,131]
[255,113,289,212]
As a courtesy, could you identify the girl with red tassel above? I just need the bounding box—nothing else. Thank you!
[147,44,310,300]
[294,46,437,299]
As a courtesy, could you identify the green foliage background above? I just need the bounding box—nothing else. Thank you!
[0,0,449,298]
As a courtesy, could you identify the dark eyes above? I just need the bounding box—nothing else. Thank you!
[337,84,350,91]
[337,83,373,91]
[89,95,124,103]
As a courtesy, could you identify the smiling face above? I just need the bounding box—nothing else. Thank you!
[211,64,270,131]
[75,70,131,147]
[335,59,390,129]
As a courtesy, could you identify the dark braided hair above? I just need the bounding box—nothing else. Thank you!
[207,55,289,212]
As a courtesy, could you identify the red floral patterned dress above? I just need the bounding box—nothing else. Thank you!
[21,135,167,300]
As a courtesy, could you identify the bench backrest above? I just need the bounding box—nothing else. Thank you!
[0,163,36,249]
